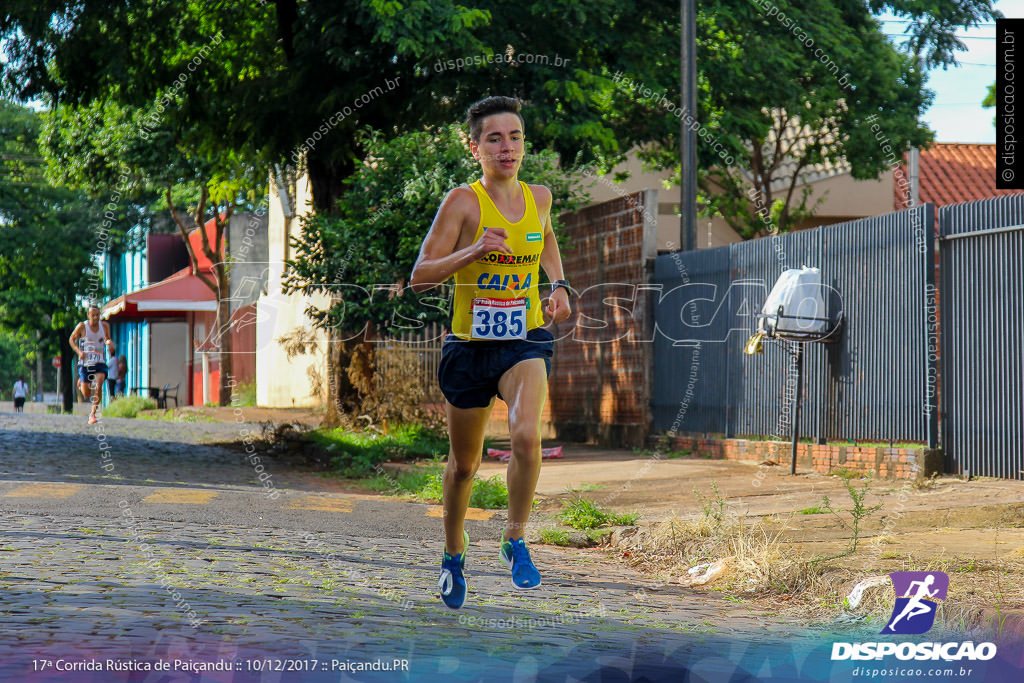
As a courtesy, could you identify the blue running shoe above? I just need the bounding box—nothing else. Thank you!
[438,530,470,609]
[499,536,541,590]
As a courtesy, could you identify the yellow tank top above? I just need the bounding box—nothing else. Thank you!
[450,180,546,340]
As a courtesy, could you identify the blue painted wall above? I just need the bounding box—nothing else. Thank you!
[102,242,150,405]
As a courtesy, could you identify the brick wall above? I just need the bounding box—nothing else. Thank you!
[548,190,657,447]
[658,435,943,481]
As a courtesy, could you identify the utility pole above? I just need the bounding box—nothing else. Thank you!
[680,0,697,252]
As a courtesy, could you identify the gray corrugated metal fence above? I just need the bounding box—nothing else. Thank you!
[654,195,1024,479]
[652,205,936,445]
[938,196,1024,479]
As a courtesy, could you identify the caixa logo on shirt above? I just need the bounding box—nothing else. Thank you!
[830,571,998,662]
[476,272,533,291]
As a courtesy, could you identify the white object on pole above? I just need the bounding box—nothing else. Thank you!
[760,266,828,337]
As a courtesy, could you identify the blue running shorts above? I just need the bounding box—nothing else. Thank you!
[437,328,554,409]
[78,363,109,383]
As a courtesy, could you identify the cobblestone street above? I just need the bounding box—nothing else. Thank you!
[0,413,803,681]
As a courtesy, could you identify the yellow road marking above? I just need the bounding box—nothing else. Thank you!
[426,505,496,521]
[283,495,354,513]
[141,489,219,504]
[3,483,85,499]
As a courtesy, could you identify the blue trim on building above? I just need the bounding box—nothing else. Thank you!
[102,245,150,406]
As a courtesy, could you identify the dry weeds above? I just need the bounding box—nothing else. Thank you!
[617,512,1024,638]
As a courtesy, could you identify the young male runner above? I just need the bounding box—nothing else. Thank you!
[410,96,571,609]
[69,306,115,424]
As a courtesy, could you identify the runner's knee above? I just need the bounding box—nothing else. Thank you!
[447,457,480,483]
[510,428,542,460]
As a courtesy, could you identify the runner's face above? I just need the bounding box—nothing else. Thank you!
[471,113,524,179]
[88,309,100,325]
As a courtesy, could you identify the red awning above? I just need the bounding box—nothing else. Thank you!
[102,268,217,320]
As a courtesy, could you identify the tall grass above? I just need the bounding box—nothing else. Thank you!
[103,395,157,418]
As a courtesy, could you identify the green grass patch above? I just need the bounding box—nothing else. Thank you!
[539,529,572,546]
[231,381,257,407]
[539,527,615,546]
[468,474,509,509]
[634,447,692,459]
[310,424,449,477]
[103,395,157,418]
[356,463,509,509]
[585,527,616,542]
[559,496,637,530]
[613,510,639,525]
[799,506,829,515]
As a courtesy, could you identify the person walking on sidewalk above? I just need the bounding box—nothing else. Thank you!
[69,305,115,424]
[12,377,28,412]
[410,96,572,609]
[116,354,128,397]
[105,348,123,399]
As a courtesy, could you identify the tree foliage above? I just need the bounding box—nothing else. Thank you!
[0,329,35,400]
[3,0,999,237]
[630,0,998,238]
[2,0,676,212]
[0,100,134,409]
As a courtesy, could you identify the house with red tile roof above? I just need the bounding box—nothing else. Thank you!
[895,143,1021,210]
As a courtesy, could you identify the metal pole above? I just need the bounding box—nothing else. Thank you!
[680,0,697,252]
[790,343,803,475]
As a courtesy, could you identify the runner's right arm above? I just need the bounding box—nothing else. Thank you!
[410,187,511,293]
[68,323,85,360]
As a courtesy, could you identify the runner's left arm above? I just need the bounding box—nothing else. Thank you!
[102,322,116,355]
[535,186,571,324]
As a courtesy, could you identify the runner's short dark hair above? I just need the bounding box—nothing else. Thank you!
[466,96,524,142]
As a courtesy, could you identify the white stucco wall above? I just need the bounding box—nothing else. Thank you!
[255,172,330,408]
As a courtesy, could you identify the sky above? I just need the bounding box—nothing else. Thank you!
[900,0,1023,143]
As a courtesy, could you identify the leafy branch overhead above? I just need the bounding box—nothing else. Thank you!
[2,0,999,238]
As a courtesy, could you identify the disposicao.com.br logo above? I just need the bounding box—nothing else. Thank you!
[831,571,998,662]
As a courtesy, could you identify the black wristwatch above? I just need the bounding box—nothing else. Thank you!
[550,279,571,294]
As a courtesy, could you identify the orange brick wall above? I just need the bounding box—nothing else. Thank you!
[548,192,655,447]
[659,435,941,481]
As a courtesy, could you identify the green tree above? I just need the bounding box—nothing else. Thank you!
[0,329,36,401]
[1,0,999,230]
[285,124,586,414]
[0,100,134,410]
[1,0,677,212]
[634,0,998,238]
[983,82,996,127]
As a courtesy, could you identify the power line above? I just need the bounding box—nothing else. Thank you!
[879,18,996,27]
[883,32,995,40]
